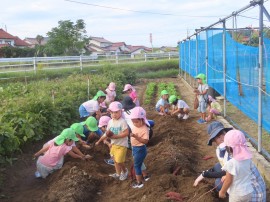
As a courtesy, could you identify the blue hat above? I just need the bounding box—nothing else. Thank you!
[207,121,232,146]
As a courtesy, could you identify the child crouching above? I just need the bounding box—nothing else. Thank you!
[169,95,190,120]
[34,128,82,178]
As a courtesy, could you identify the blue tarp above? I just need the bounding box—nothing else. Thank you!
[179,29,270,133]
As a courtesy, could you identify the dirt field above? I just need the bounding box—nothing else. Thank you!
[0,77,268,202]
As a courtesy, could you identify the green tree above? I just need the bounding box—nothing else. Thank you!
[45,19,89,56]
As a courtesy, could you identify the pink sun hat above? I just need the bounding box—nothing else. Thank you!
[224,129,252,161]
[108,101,123,112]
[123,84,135,92]
[98,116,111,127]
[130,106,150,127]
[108,82,116,91]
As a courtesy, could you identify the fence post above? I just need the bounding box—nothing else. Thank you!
[189,38,191,85]
[116,52,119,64]
[195,34,198,87]
[205,30,208,84]
[87,76,90,100]
[144,53,147,61]
[169,52,171,60]
[258,1,264,153]
[80,55,83,71]
[222,21,227,118]
[33,57,36,74]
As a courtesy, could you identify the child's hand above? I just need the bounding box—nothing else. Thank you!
[221,176,226,182]
[219,191,226,198]
[95,141,100,146]
[130,133,136,138]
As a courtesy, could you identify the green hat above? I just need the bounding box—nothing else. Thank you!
[55,128,79,145]
[169,95,177,104]
[70,123,85,137]
[83,116,98,131]
[195,73,206,84]
[161,90,169,96]
[93,90,106,100]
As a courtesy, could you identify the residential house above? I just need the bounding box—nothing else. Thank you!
[24,37,49,48]
[159,46,178,53]
[0,28,29,48]
[87,36,151,56]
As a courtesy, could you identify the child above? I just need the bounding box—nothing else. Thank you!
[123,84,139,106]
[169,95,190,120]
[194,73,209,124]
[155,90,170,116]
[105,82,116,106]
[130,107,150,188]
[79,90,106,121]
[95,101,129,181]
[206,95,222,122]
[98,116,114,166]
[219,130,253,201]
[34,128,84,178]
[81,116,103,143]
[122,96,151,180]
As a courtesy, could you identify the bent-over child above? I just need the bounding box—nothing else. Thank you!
[155,90,170,116]
[34,128,83,178]
[206,95,222,122]
[79,90,106,121]
[105,82,116,106]
[169,95,190,120]
[219,130,253,201]
[123,84,139,106]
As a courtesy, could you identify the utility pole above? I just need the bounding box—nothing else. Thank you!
[150,33,153,52]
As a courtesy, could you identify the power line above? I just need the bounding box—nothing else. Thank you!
[64,0,225,18]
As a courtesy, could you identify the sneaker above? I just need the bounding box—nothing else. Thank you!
[183,114,189,120]
[177,114,184,119]
[104,158,114,166]
[132,182,144,188]
[109,173,120,179]
[144,175,150,181]
[35,171,41,178]
[197,119,203,124]
[119,168,128,181]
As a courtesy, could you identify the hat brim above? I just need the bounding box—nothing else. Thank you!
[78,133,85,137]
[207,127,232,146]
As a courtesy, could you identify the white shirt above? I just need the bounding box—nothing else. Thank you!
[156,98,169,109]
[222,158,253,196]
[82,100,99,114]
[177,100,189,109]
[198,84,209,102]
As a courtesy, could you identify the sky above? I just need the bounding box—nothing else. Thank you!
[1,0,269,47]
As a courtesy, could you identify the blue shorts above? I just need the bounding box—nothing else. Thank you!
[79,105,90,118]
[197,101,207,113]
[155,107,168,113]
[132,145,147,175]
[82,125,103,141]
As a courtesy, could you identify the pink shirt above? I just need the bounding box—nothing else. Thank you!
[105,88,116,103]
[39,141,72,167]
[129,91,139,106]
[131,125,149,146]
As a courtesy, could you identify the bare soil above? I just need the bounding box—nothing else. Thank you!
[0,77,267,202]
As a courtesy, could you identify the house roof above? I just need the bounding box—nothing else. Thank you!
[0,28,15,39]
[24,37,49,45]
[111,42,126,47]
[90,37,112,43]
[127,45,151,53]
[14,36,30,46]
